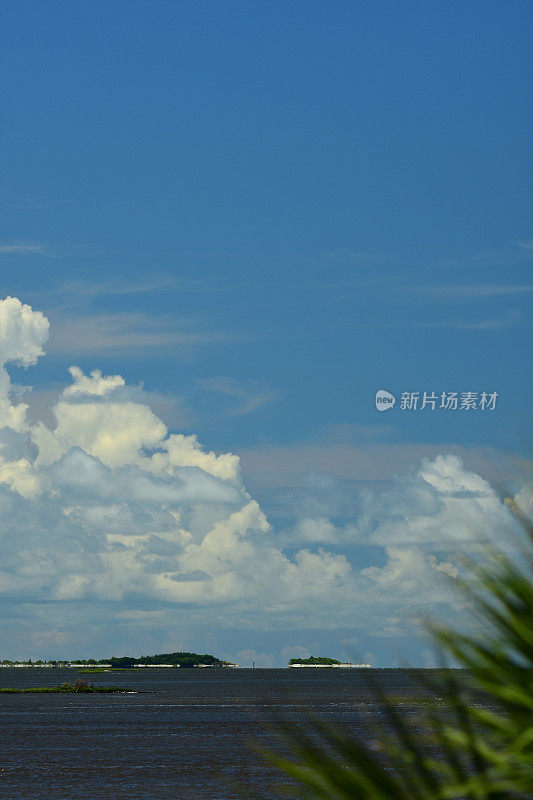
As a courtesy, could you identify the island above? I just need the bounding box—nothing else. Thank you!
[0,651,238,669]
[289,657,372,668]
[107,651,237,668]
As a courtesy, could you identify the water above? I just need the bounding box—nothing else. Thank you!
[0,667,429,799]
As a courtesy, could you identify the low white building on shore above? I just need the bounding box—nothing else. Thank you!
[289,663,372,668]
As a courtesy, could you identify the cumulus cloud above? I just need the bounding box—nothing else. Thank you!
[362,454,515,549]
[0,296,49,432]
[293,517,339,544]
[0,297,526,663]
[64,366,126,397]
[0,296,49,366]
[0,299,363,644]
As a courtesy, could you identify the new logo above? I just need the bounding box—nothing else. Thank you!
[375,389,396,411]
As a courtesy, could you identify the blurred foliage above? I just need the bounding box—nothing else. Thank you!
[250,503,533,799]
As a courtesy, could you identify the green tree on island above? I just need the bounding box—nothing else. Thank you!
[108,651,224,668]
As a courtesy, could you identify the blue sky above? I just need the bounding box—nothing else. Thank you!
[0,1,531,666]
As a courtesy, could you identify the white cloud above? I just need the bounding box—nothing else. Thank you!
[53,401,167,468]
[58,276,180,299]
[0,296,49,367]
[410,284,533,299]
[0,296,527,663]
[148,434,240,482]
[362,547,457,602]
[0,457,41,499]
[293,517,339,544]
[0,297,49,432]
[420,311,521,330]
[64,366,126,397]
[365,454,514,549]
[0,243,47,255]
[514,239,533,251]
[239,437,517,488]
[510,483,533,519]
[284,453,519,551]
[194,377,277,417]
[47,311,235,356]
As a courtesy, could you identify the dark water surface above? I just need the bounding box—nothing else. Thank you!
[0,667,427,799]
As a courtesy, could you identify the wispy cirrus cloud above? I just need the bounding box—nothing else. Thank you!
[435,242,533,268]
[0,243,48,255]
[194,377,278,417]
[324,250,391,265]
[30,275,240,305]
[344,310,522,331]
[57,276,181,299]
[423,310,522,330]
[513,239,533,251]
[47,311,238,357]
[239,437,518,489]
[410,285,533,300]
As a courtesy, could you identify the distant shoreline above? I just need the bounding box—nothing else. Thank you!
[288,663,372,668]
[0,664,465,671]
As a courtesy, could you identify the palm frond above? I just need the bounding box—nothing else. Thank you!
[249,502,533,799]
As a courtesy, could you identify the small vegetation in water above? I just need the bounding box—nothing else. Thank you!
[0,679,127,693]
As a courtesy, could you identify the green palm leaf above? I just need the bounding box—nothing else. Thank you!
[248,502,533,799]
